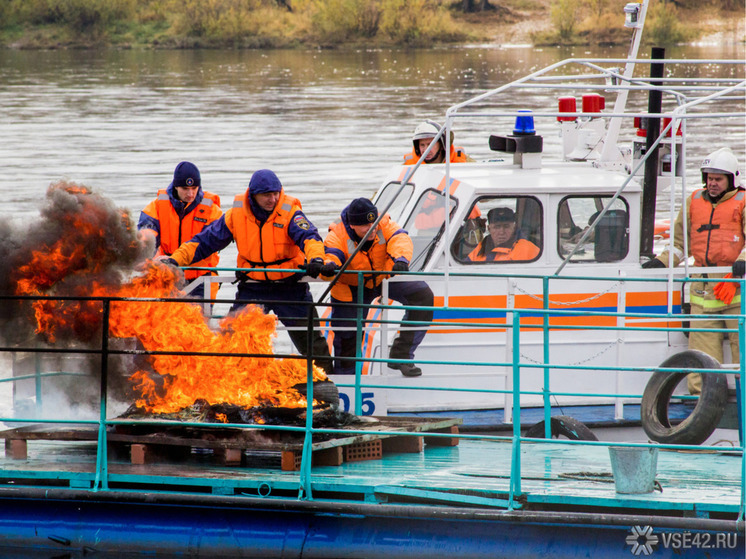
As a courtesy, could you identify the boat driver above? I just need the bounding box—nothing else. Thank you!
[403,120,473,165]
[642,148,744,394]
[467,207,540,262]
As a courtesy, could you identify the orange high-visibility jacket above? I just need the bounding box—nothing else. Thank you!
[402,145,471,165]
[228,190,325,282]
[141,189,221,280]
[468,238,540,262]
[324,214,413,302]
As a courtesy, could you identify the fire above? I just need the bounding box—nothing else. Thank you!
[12,182,327,415]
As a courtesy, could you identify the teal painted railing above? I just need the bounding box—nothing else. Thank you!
[0,268,744,520]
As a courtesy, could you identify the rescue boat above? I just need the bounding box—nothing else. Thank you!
[317,3,746,443]
[1,2,745,555]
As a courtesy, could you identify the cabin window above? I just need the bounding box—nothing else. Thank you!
[558,196,629,262]
[404,189,457,270]
[452,196,543,263]
[373,181,414,224]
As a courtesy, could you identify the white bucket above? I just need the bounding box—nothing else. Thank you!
[608,446,659,494]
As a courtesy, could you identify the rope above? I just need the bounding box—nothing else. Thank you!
[512,280,622,306]
[520,340,619,366]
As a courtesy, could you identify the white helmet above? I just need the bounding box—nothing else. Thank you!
[412,119,441,141]
[701,147,740,188]
[412,120,453,157]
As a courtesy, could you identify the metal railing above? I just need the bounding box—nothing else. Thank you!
[0,268,744,520]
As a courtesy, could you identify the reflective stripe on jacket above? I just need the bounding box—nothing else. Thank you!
[324,213,413,302]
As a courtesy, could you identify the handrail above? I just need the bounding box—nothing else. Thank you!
[0,269,743,519]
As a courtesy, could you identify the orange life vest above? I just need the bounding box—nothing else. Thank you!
[402,145,471,165]
[689,188,745,266]
[230,191,306,281]
[153,189,221,280]
[468,238,540,262]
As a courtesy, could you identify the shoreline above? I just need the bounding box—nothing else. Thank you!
[0,3,743,51]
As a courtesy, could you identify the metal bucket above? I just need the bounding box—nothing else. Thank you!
[608,446,659,494]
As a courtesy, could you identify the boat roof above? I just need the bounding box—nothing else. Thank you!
[387,160,644,196]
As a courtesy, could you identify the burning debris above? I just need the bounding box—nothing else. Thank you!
[2,181,332,421]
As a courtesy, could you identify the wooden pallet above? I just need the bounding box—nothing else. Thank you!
[0,417,461,471]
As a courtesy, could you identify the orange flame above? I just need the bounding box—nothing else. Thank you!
[15,182,327,415]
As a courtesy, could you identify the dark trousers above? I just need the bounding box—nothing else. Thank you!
[231,281,333,375]
[330,280,434,374]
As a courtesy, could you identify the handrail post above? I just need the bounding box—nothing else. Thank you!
[93,298,110,491]
[736,278,746,522]
[355,276,364,415]
[509,309,522,509]
[34,352,42,417]
[542,276,550,438]
[298,300,316,501]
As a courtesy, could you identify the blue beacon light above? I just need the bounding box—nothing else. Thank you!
[513,110,535,135]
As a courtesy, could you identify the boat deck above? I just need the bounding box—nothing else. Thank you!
[0,423,740,520]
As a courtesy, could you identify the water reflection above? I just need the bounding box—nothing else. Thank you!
[0,44,743,230]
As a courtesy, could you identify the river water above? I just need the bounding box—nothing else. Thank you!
[1,43,744,233]
[0,43,744,559]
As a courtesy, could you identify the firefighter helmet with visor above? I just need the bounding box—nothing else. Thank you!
[701,147,740,189]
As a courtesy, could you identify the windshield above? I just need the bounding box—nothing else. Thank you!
[404,189,457,271]
[373,181,414,224]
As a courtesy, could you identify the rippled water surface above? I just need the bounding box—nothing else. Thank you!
[1,43,744,230]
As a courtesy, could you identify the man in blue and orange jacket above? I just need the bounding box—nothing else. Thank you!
[138,161,222,300]
[323,198,434,377]
[166,169,334,375]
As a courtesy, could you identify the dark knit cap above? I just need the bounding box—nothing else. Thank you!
[347,198,378,226]
[248,169,282,194]
[173,161,201,188]
[488,207,515,223]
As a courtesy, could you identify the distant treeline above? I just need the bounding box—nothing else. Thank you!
[0,0,469,48]
[0,0,742,48]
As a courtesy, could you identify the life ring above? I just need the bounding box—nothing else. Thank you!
[641,350,729,445]
[524,415,598,440]
[654,219,670,240]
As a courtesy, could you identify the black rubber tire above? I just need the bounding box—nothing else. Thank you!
[641,349,729,445]
[524,415,599,441]
[292,380,340,408]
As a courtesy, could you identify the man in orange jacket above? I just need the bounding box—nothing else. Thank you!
[166,169,334,375]
[468,207,540,262]
[323,198,434,377]
[642,148,744,393]
[138,161,222,300]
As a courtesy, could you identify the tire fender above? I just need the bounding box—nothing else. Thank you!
[524,415,598,440]
[641,350,729,445]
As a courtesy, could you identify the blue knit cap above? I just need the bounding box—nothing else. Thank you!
[173,161,201,188]
[347,198,378,225]
[248,169,282,195]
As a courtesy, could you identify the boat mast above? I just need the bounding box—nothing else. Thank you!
[598,0,650,167]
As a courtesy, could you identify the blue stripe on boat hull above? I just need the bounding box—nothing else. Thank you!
[0,491,741,558]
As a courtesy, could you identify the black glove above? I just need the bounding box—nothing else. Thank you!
[304,258,324,278]
[733,260,745,278]
[392,260,409,273]
[642,258,665,269]
[321,262,339,276]
[163,257,180,268]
